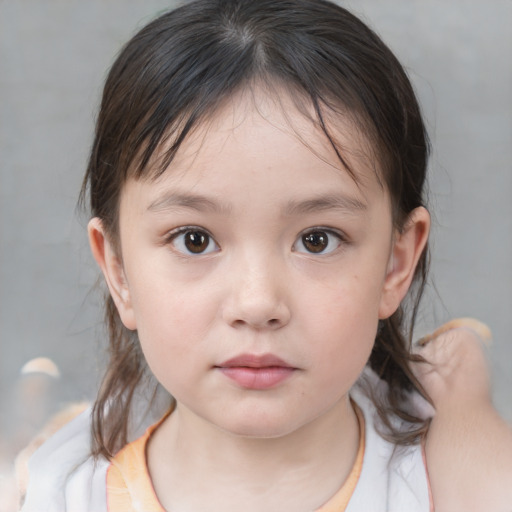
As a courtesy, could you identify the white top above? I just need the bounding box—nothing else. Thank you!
[21,370,432,512]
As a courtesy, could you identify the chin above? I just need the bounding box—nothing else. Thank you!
[214,412,306,440]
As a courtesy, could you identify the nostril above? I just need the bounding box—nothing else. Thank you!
[223,298,291,330]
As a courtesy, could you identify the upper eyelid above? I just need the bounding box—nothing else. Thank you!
[300,226,347,240]
[165,225,215,240]
[163,226,347,240]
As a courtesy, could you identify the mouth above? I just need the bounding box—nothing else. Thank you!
[215,354,297,390]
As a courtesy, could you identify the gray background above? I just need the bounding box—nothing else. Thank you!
[0,0,511,502]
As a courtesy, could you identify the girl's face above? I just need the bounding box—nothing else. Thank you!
[91,89,428,438]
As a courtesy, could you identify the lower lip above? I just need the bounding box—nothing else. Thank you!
[218,366,295,390]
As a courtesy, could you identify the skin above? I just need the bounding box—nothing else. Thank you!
[413,324,512,511]
[89,89,429,511]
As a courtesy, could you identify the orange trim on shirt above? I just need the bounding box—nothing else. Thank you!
[106,403,365,512]
[107,413,169,512]
[314,401,365,512]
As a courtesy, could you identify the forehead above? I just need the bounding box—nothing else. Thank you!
[124,86,388,213]
[159,87,381,182]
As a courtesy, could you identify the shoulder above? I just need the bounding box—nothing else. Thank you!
[20,405,109,512]
[425,402,512,511]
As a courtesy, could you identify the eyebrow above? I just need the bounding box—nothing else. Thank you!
[147,191,367,216]
[147,192,232,214]
[283,194,367,216]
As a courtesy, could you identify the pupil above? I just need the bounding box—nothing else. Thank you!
[303,232,328,253]
[185,231,208,253]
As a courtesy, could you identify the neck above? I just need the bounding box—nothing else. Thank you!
[147,395,361,512]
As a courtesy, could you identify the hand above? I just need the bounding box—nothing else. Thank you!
[412,319,512,511]
[412,318,492,412]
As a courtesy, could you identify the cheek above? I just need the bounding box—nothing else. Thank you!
[131,280,229,384]
[130,259,218,326]
[308,269,384,325]
[300,275,381,368]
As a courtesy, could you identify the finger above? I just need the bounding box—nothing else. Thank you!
[416,317,492,348]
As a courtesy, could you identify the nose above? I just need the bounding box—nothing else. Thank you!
[222,254,291,330]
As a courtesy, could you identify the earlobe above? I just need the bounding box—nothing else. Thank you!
[87,218,137,330]
[378,207,430,319]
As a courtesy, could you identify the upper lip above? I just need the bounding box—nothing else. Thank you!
[216,353,294,368]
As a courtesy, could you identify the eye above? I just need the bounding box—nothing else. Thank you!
[293,229,343,255]
[168,228,219,255]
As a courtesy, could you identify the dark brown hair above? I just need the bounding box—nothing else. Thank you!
[81,0,431,459]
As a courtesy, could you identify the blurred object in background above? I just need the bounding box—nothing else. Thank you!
[21,357,60,378]
[14,357,61,451]
[0,357,61,512]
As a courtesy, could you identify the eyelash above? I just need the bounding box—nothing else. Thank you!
[164,226,347,257]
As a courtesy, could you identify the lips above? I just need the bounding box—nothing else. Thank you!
[216,354,296,390]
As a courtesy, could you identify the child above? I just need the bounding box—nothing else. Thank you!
[20,1,512,510]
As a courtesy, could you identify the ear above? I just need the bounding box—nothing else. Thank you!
[88,218,137,330]
[378,206,430,319]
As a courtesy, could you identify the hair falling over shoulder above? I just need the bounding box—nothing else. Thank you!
[82,0,433,459]
[90,296,144,459]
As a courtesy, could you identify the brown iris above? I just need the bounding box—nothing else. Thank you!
[302,231,329,253]
[184,230,210,253]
